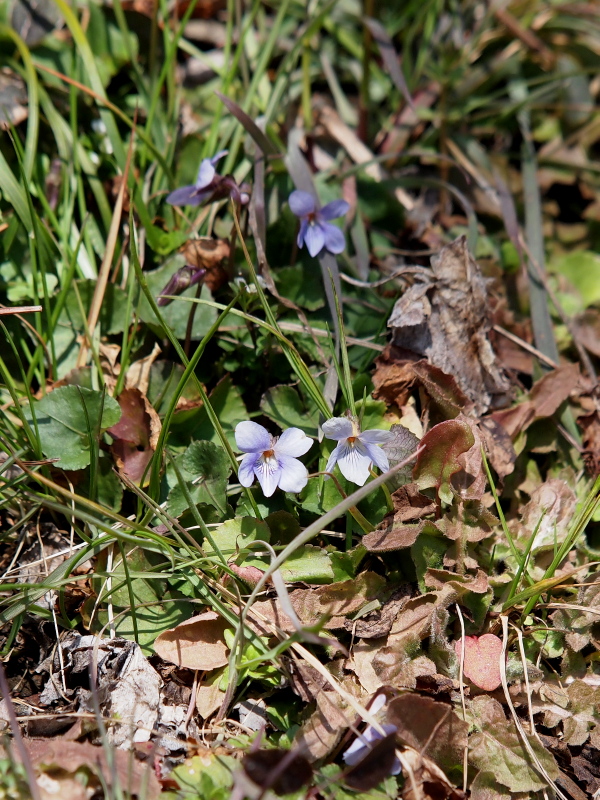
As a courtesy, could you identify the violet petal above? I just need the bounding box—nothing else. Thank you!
[304,223,326,257]
[322,223,346,254]
[235,421,271,453]
[319,199,350,221]
[289,190,316,218]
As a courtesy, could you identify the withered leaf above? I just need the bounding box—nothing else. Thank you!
[343,733,399,791]
[392,482,437,520]
[108,387,161,484]
[180,237,230,293]
[363,520,440,553]
[387,236,511,415]
[400,746,466,800]
[468,696,560,792]
[154,611,229,670]
[387,694,468,774]
[294,689,354,761]
[491,363,580,438]
[411,360,474,419]
[25,739,160,799]
[196,667,227,719]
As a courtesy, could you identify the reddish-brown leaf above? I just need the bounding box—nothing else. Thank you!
[454,634,503,691]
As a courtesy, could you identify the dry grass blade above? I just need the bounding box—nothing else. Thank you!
[76,123,136,368]
[499,616,568,800]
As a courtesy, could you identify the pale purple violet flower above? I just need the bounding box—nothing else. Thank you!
[289,190,349,257]
[167,150,250,207]
[343,694,401,776]
[343,724,401,774]
[235,421,312,497]
[322,417,392,486]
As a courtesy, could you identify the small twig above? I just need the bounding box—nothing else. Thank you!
[492,324,558,369]
[0,305,42,315]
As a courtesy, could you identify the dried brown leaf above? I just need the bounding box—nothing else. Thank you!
[180,237,230,293]
[154,611,229,670]
[388,694,468,775]
[26,740,160,799]
[387,236,512,415]
[196,667,227,719]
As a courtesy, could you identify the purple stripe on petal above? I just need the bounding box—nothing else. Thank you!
[276,454,308,493]
[325,443,344,476]
[319,199,350,221]
[322,223,346,254]
[289,190,316,218]
[336,440,372,485]
[255,457,281,497]
[304,223,326,257]
[235,421,271,452]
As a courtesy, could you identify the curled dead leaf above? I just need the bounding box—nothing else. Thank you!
[108,388,161,485]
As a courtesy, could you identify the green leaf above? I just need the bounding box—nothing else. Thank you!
[410,533,446,593]
[168,753,237,799]
[260,385,319,435]
[278,545,335,584]
[468,696,560,792]
[167,440,231,517]
[274,263,325,311]
[33,386,121,470]
[550,250,600,309]
[206,517,270,560]
[186,376,248,449]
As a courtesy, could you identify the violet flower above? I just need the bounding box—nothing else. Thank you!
[167,150,250,207]
[322,416,392,486]
[343,694,401,776]
[235,421,312,497]
[343,724,401,775]
[157,265,206,306]
[288,190,349,257]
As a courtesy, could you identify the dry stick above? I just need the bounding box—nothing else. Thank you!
[76,121,136,368]
[0,305,42,315]
[0,660,43,800]
[492,324,558,369]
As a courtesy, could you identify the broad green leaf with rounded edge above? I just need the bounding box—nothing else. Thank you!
[33,386,121,470]
[260,385,319,435]
[205,516,271,560]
